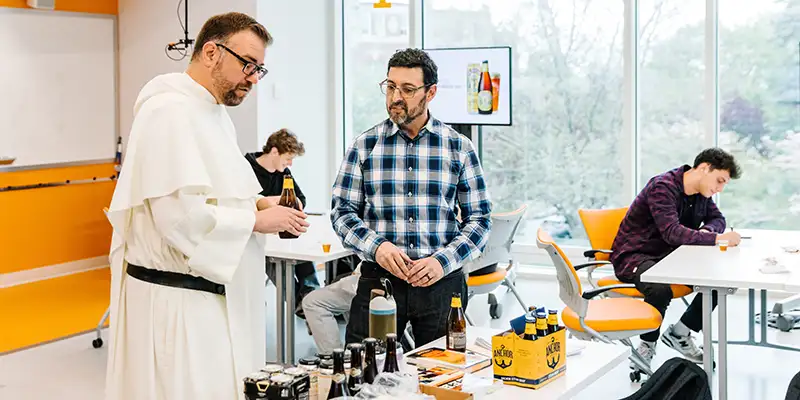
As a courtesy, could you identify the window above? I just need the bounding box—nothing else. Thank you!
[343,0,410,140]
[717,0,800,229]
[637,0,707,189]
[423,0,627,244]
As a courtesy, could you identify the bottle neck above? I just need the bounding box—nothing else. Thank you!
[451,297,462,308]
[333,354,346,374]
[525,320,536,335]
[283,178,294,190]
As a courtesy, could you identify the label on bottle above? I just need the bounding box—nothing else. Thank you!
[448,331,466,350]
[350,368,362,378]
[332,373,346,383]
[537,317,547,332]
[524,321,537,336]
[478,91,492,112]
[450,297,462,308]
[283,177,294,190]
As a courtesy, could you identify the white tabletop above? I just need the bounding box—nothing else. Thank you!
[263,214,353,264]
[640,229,800,291]
[406,326,630,400]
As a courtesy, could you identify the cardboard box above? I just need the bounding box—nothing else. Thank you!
[420,384,474,400]
[491,321,566,389]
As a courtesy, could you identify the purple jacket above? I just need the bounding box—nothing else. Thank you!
[610,165,726,280]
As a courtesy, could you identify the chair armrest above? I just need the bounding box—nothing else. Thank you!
[582,284,636,300]
[583,249,613,259]
[573,261,611,271]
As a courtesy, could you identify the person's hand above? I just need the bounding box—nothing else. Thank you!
[375,242,412,280]
[717,231,741,247]
[254,206,309,235]
[406,257,445,287]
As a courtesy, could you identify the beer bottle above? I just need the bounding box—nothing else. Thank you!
[348,343,364,395]
[327,348,351,399]
[278,174,300,239]
[522,314,537,341]
[547,310,559,334]
[446,293,467,352]
[363,337,380,384]
[382,333,400,373]
[477,60,493,115]
[536,311,548,337]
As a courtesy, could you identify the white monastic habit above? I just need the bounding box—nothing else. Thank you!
[105,72,266,400]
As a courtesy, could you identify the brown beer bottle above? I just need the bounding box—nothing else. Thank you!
[522,314,537,341]
[348,343,364,395]
[446,293,467,352]
[278,174,300,239]
[363,337,380,384]
[536,311,549,337]
[328,348,351,399]
[477,60,493,115]
[547,309,559,334]
[382,333,400,373]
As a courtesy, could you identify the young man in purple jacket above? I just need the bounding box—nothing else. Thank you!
[611,148,742,369]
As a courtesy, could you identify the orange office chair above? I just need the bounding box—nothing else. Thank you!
[537,228,662,382]
[577,208,692,306]
[462,204,528,324]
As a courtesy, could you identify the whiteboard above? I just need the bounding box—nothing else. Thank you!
[0,9,117,168]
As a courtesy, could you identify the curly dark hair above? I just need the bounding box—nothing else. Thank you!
[263,129,305,156]
[693,148,742,179]
[387,48,438,87]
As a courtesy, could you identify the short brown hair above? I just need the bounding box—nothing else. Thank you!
[263,129,305,156]
[191,12,273,61]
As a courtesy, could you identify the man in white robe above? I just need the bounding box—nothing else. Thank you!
[104,13,308,400]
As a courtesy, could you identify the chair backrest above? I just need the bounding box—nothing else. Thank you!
[785,370,800,400]
[462,204,528,274]
[577,207,629,260]
[536,228,587,317]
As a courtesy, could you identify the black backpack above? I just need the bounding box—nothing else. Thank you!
[785,370,800,400]
[620,357,711,400]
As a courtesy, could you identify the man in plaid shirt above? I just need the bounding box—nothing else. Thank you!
[331,48,492,347]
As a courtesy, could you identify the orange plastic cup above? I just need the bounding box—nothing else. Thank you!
[322,243,331,253]
[718,240,729,252]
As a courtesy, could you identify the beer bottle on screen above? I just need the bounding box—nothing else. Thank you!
[446,293,467,352]
[327,348,351,399]
[477,60,493,115]
[278,174,300,239]
[382,333,400,373]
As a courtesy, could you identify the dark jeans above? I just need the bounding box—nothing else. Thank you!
[345,262,468,349]
[620,260,718,342]
[266,259,321,302]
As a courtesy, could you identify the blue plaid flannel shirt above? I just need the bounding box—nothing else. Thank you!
[330,115,492,277]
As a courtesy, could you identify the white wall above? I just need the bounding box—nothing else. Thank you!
[119,0,337,212]
[256,0,337,212]
[118,0,259,152]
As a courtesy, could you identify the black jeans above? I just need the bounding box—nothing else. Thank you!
[345,262,468,349]
[620,260,718,342]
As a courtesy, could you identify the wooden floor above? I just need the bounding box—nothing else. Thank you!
[0,268,110,354]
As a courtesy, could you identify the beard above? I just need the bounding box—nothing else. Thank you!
[212,63,251,107]
[388,97,427,126]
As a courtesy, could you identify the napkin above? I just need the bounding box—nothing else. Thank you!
[761,256,791,274]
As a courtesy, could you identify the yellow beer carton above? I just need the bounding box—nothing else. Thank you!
[491,312,566,389]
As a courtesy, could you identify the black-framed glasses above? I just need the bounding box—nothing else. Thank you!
[215,43,268,80]
[379,79,429,99]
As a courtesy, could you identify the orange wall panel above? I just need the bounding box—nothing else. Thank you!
[0,0,117,15]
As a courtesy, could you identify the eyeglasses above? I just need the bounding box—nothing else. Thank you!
[215,43,268,80]
[379,79,429,99]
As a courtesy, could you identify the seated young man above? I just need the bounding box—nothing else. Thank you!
[610,148,742,368]
[246,128,320,317]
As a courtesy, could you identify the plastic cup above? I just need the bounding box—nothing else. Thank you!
[322,243,331,253]
[718,240,729,252]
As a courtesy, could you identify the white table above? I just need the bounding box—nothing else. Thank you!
[640,230,800,400]
[264,213,354,363]
[405,327,630,399]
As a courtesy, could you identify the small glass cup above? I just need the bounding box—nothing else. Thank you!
[322,243,331,253]
[718,240,729,252]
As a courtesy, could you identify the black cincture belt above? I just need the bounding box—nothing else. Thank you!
[126,263,226,296]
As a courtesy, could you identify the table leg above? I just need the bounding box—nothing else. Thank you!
[284,259,295,363]
[718,289,731,400]
[700,287,713,383]
[760,289,768,344]
[275,261,286,363]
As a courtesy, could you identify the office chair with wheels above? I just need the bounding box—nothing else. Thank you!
[537,228,663,382]
[577,208,692,306]
[462,204,528,324]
